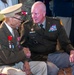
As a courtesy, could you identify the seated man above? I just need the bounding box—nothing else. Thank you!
[0,3,47,75]
[20,1,74,75]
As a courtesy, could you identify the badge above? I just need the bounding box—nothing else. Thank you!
[30,28,35,33]
[49,25,57,32]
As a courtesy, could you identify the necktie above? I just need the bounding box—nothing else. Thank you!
[40,24,43,29]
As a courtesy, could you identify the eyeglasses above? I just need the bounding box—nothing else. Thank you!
[12,17,25,24]
[12,17,22,21]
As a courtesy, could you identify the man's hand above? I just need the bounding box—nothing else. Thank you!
[69,50,74,62]
[23,61,32,75]
[23,47,31,58]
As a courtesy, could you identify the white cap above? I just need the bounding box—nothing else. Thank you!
[0,3,22,17]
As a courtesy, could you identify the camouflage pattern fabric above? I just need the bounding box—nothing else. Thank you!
[19,0,35,20]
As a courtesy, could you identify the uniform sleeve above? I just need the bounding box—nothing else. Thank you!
[0,44,28,65]
[57,20,74,54]
[20,21,30,47]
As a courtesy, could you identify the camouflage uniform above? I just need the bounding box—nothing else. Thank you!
[19,0,35,20]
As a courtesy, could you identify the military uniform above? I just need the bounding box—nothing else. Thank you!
[20,17,74,61]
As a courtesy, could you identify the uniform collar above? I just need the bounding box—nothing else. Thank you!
[38,18,46,29]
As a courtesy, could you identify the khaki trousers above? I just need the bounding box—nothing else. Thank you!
[0,61,47,75]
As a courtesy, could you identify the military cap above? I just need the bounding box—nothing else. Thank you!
[0,3,22,17]
[0,14,5,21]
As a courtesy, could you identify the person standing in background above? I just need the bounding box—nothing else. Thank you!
[0,0,12,10]
[0,0,19,10]
[69,0,74,46]
[53,0,72,38]
[11,0,18,5]
[19,0,35,20]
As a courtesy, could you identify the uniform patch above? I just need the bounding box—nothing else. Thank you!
[49,25,57,32]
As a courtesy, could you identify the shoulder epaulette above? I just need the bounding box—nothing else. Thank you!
[52,17,63,25]
[47,17,60,20]
[52,17,60,20]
